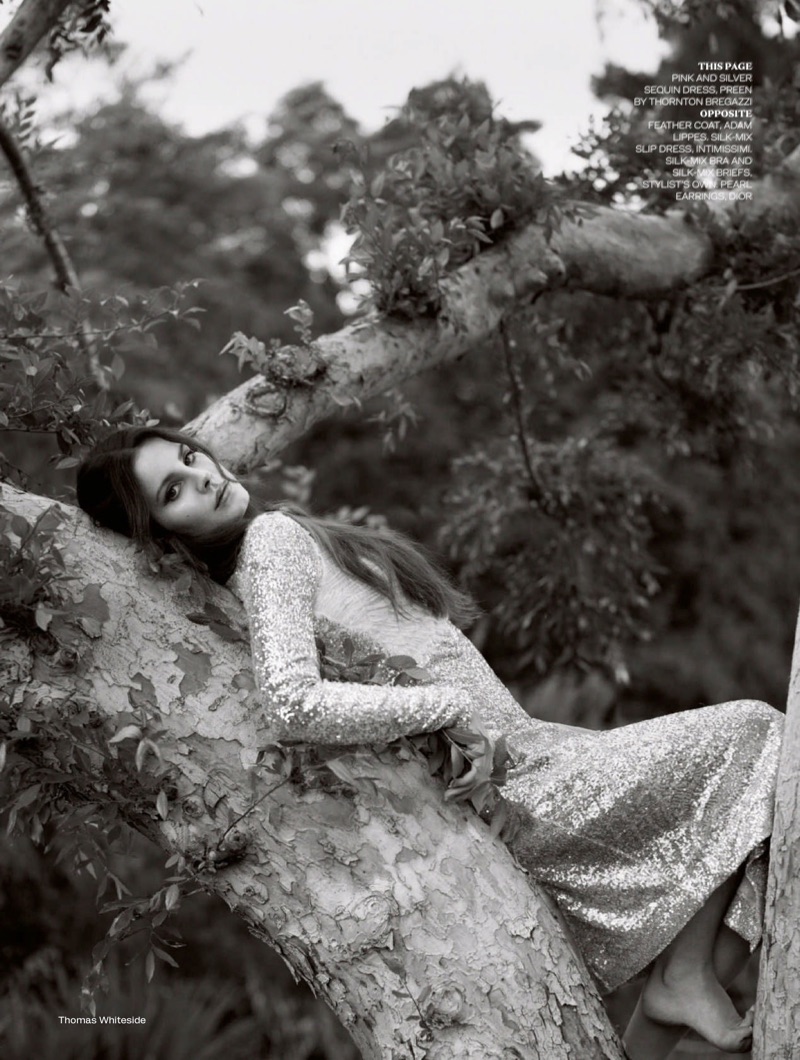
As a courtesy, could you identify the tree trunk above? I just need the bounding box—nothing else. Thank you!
[752,604,800,1059]
[2,484,625,1059]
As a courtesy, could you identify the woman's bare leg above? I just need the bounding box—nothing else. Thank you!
[622,870,753,1059]
[712,924,751,987]
[622,928,752,1059]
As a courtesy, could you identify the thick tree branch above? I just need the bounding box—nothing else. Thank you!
[191,146,800,472]
[1,483,626,1059]
[0,0,74,91]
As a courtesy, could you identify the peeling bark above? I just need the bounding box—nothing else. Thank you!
[753,604,800,1060]
[190,146,800,474]
[2,484,625,1058]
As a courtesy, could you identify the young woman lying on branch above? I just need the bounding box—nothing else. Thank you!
[77,425,782,1059]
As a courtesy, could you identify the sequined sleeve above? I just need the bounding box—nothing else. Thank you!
[236,512,466,744]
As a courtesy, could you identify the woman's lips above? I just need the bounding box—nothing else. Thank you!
[216,481,228,508]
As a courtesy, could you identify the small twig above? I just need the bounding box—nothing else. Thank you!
[216,776,291,848]
[5,311,186,342]
[0,425,66,435]
[500,317,543,499]
[0,114,106,389]
[8,324,134,341]
[736,266,800,292]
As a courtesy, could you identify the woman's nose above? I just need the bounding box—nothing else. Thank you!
[189,468,213,491]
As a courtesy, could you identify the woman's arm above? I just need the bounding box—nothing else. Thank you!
[236,512,467,745]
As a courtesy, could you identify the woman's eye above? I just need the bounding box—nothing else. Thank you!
[164,448,195,503]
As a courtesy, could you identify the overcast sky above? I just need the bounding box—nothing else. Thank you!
[7,0,668,175]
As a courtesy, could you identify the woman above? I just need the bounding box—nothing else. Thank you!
[77,425,782,1058]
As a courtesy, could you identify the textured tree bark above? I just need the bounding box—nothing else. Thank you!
[2,484,625,1059]
[190,145,800,474]
[0,0,74,90]
[752,605,800,1060]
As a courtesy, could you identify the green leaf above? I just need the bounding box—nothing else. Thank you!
[156,790,169,820]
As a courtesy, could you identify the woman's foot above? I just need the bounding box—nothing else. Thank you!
[641,961,753,1053]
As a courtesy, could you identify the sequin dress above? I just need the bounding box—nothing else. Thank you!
[227,511,782,992]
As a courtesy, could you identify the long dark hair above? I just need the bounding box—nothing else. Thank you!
[76,426,479,627]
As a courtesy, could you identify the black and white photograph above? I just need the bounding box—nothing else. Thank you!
[1,1,799,1057]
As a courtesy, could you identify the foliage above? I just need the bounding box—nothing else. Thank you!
[0,497,196,1006]
[1,959,259,1060]
[0,82,345,438]
[0,277,208,491]
[219,300,326,386]
[441,435,664,678]
[0,504,76,654]
[44,1,113,81]
[573,3,800,211]
[339,79,558,317]
[638,0,777,32]
[0,831,360,1058]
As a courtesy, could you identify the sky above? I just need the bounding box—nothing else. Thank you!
[6,0,668,176]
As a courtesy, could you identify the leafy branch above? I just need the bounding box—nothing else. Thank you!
[338,80,561,317]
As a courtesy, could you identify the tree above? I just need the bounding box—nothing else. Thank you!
[0,85,346,420]
[2,0,800,1056]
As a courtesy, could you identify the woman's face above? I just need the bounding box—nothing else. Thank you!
[132,437,250,537]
